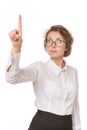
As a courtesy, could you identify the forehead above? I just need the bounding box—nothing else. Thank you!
[47,31,64,39]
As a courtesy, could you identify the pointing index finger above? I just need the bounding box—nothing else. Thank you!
[18,15,22,31]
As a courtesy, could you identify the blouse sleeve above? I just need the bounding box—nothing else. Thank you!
[72,70,81,130]
[6,53,41,84]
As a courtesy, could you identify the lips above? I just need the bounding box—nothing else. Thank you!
[50,50,57,53]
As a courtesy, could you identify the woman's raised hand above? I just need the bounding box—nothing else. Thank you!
[9,15,23,54]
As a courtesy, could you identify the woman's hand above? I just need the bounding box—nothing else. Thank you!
[9,15,23,54]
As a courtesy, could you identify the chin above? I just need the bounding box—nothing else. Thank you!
[50,56,58,59]
[50,55,64,59]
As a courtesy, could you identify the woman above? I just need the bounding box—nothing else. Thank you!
[6,15,81,130]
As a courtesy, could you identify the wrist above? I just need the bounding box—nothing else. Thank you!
[11,47,21,55]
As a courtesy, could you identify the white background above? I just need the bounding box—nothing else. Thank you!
[0,0,86,129]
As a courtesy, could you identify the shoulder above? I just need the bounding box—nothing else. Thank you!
[67,65,79,78]
[32,60,45,66]
[67,64,78,72]
[67,65,79,84]
[30,60,46,71]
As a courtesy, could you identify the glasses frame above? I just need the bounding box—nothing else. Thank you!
[44,38,66,47]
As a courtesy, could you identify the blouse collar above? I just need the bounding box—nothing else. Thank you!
[47,58,67,77]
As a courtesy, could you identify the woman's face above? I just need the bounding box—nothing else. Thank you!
[45,31,66,59]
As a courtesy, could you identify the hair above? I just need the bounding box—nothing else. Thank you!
[44,25,74,57]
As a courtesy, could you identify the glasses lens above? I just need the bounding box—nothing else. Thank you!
[56,39,61,43]
[56,39,64,47]
[46,39,53,46]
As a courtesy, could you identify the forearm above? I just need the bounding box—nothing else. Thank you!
[72,96,81,130]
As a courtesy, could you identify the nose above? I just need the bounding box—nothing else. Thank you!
[52,42,56,47]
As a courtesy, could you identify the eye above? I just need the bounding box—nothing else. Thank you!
[56,39,61,43]
[47,39,53,43]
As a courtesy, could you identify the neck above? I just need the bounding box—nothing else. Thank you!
[51,57,65,68]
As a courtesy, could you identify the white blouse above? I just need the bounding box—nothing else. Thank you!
[6,53,81,130]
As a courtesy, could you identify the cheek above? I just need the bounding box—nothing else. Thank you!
[60,45,66,52]
[62,46,66,52]
[57,46,66,52]
[45,47,50,52]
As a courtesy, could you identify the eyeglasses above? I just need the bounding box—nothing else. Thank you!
[44,38,65,47]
